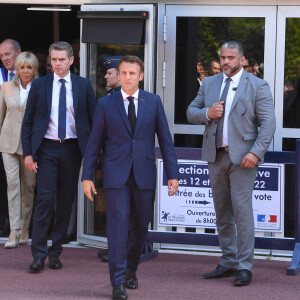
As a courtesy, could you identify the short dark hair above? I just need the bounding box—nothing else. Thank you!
[220,40,244,57]
[210,59,220,65]
[49,41,73,59]
[117,55,144,74]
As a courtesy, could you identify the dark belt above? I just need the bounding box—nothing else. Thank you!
[217,146,229,152]
[44,138,78,144]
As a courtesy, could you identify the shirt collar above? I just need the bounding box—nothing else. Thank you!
[19,80,31,91]
[223,67,243,83]
[54,72,71,84]
[121,88,139,101]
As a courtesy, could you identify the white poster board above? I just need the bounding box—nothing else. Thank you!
[157,159,284,232]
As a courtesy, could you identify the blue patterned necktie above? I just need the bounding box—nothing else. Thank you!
[127,96,136,133]
[216,77,232,149]
[9,72,14,81]
[58,79,66,140]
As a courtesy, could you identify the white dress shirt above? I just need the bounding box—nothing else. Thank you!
[19,81,31,106]
[45,72,77,140]
[121,88,139,116]
[220,68,243,147]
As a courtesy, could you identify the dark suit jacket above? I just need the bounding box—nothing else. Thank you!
[4,68,8,81]
[82,89,179,190]
[21,73,96,160]
[0,67,8,83]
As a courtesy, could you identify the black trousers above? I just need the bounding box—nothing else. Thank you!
[31,139,82,259]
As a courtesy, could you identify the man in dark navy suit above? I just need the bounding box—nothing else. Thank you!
[82,55,179,300]
[22,41,96,272]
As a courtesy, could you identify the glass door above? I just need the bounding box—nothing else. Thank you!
[155,5,278,249]
[274,6,300,238]
[162,5,277,148]
[275,6,300,152]
[78,4,156,246]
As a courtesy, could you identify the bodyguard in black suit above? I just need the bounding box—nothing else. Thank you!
[22,41,96,271]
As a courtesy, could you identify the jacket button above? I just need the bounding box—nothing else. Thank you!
[213,133,215,136]
[133,139,136,143]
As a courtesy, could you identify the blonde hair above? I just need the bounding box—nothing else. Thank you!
[13,52,39,85]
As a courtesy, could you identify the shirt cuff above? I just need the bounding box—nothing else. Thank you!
[206,108,211,121]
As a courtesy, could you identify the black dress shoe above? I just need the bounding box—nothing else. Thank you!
[29,257,45,271]
[234,269,252,286]
[49,255,62,269]
[112,283,128,300]
[125,269,138,289]
[204,264,237,279]
[97,249,108,262]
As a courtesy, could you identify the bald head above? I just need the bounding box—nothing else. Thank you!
[0,39,21,71]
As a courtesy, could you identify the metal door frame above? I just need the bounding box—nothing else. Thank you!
[77,3,156,246]
[154,5,278,252]
[274,6,300,151]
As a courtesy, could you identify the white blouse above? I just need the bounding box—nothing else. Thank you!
[19,80,31,106]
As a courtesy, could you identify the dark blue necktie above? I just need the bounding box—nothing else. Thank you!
[9,72,14,81]
[58,79,66,140]
[216,77,232,149]
[127,96,136,133]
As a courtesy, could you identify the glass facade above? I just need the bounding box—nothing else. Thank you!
[80,5,300,244]
[174,17,265,127]
[283,18,300,128]
[173,17,265,149]
[281,17,300,236]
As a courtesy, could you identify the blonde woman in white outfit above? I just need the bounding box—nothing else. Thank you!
[0,52,38,248]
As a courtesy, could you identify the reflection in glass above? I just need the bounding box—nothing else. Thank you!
[283,18,300,128]
[175,17,265,125]
[85,43,144,237]
[174,134,203,148]
[90,44,144,100]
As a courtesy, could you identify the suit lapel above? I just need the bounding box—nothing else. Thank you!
[46,73,54,116]
[214,73,223,103]
[114,91,132,134]
[71,73,79,113]
[134,90,145,135]
[229,70,248,114]
[11,85,21,107]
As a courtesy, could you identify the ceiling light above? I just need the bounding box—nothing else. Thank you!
[27,6,71,12]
